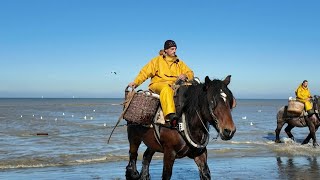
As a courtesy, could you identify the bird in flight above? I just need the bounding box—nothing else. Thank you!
[111,71,117,75]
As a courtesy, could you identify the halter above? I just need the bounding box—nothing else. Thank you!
[208,89,228,131]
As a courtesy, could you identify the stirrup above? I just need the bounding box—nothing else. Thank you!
[178,122,184,132]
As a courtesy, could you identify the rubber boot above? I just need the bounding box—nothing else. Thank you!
[307,110,314,117]
[167,113,178,128]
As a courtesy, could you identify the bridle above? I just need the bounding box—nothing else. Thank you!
[208,89,229,130]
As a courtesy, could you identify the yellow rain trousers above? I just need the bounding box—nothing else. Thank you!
[295,84,312,111]
[133,55,194,117]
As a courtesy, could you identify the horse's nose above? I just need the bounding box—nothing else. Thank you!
[223,128,235,139]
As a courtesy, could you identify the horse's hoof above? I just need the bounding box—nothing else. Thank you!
[126,168,140,180]
[275,140,282,143]
[313,143,319,148]
[139,174,151,180]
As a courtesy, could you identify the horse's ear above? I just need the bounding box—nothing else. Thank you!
[205,76,211,84]
[204,76,211,91]
[223,75,231,85]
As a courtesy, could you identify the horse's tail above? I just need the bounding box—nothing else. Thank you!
[276,106,286,123]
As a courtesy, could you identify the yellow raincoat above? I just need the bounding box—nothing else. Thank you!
[133,55,194,117]
[295,84,312,111]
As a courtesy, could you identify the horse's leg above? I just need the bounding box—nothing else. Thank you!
[126,126,142,180]
[275,119,286,143]
[303,116,319,147]
[194,148,211,180]
[162,149,176,180]
[302,133,312,145]
[140,147,155,180]
[284,124,295,141]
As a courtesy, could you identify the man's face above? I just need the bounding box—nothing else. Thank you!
[165,47,176,57]
[303,81,308,88]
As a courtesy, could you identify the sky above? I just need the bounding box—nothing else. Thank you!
[0,0,319,99]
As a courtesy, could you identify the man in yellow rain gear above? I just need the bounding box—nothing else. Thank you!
[295,80,313,116]
[128,40,194,127]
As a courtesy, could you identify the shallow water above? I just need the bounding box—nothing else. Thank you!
[1,98,319,179]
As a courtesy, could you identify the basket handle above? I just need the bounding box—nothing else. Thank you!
[125,85,135,93]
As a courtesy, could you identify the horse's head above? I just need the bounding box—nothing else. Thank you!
[204,75,236,140]
[313,95,320,112]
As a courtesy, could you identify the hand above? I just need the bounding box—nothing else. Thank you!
[178,74,187,81]
[128,82,136,88]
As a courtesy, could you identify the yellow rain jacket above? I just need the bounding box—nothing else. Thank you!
[133,55,194,117]
[295,84,312,111]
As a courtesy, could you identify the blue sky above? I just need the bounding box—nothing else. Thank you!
[1,0,319,98]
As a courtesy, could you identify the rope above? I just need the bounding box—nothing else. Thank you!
[107,89,136,143]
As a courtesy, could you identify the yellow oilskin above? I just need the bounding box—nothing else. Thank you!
[295,84,312,111]
[133,55,194,117]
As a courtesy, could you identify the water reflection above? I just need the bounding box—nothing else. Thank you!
[276,156,320,179]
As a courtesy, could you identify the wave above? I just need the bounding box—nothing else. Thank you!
[208,138,320,157]
[0,153,129,170]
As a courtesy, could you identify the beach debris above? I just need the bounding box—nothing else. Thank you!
[36,133,48,136]
[84,115,87,120]
[93,109,96,112]
[242,116,247,120]
[20,115,23,118]
[40,116,43,120]
[250,122,253,126]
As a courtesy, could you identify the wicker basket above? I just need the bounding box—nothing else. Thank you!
[287,100,304,114]
[123,89,160,125]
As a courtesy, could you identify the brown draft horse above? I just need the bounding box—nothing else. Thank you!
[275,95,320,147]
[126,76,236,180]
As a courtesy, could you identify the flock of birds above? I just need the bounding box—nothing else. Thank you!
[242,109,263,126]
[18,109,107,125]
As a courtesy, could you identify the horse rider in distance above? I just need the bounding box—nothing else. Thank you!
[128,40,194,127]
[296,80,314,117]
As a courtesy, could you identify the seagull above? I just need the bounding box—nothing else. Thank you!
[250,122,253,126]
[242,116,247,120]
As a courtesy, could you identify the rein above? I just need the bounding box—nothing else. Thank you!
[196,110,210,134]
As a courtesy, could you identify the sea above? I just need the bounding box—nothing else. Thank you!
[1,98,320,180]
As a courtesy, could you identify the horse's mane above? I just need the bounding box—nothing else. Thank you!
[183,79,234,122]
[183,84,205,115]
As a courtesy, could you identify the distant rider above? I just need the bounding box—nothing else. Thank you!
[295,80,313,116]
